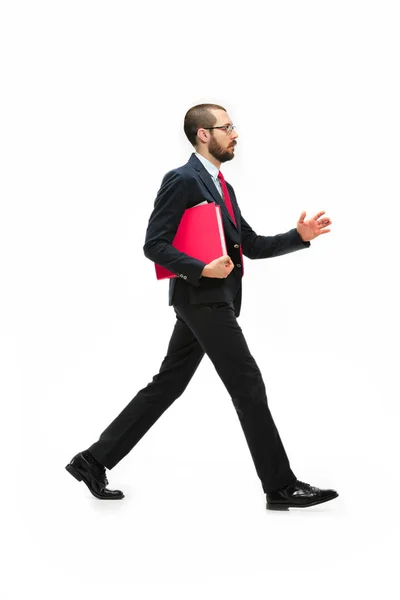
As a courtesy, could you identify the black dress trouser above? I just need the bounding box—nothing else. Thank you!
[88,301,297,494]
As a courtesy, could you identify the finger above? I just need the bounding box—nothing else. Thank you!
[298,210,306,223]
[312,210,325,221]
[319,228,331,234]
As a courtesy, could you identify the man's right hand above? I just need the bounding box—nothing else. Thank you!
[201,255,234,279]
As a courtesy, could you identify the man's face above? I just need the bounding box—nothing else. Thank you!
[200,110,239,163]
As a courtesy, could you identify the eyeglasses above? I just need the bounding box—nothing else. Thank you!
[203,124,236,134]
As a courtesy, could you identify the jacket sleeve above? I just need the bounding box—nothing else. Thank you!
[239,208,311,260]
[143,170,208,286]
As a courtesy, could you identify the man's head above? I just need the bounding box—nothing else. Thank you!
[184,103,239,167]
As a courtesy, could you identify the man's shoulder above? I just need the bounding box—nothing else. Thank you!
[161,160,198,185]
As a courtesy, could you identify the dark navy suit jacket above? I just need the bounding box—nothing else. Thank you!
[143,152,310,317]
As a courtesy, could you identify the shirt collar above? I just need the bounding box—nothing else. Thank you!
[194,152,220,181]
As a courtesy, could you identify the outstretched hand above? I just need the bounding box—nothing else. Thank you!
[297,211,332,242]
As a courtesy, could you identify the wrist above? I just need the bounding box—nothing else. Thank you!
[296,228,307,242]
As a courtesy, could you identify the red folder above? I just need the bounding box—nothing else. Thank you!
[154,202,227,280]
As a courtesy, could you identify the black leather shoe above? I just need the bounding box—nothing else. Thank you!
[266,479,338,510]
[65,451,124,500]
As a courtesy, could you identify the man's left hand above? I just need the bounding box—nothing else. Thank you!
[297,210,332,242]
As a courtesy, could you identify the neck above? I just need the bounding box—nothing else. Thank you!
[195,149,221,170]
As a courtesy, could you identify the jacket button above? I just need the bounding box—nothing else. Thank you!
[179,274,183,277]
[234,244,239,248]
[183,275,187,279]
[236,264,241,268]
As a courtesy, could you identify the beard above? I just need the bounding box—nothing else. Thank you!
[208,136,236,163]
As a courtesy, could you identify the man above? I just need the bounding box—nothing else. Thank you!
[66,103,338,510]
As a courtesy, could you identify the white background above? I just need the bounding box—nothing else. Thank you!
[1,1,399,598]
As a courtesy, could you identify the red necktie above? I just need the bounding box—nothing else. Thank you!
[217,170,244,275]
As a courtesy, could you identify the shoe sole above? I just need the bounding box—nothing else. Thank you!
[266,491,339,510]
[65,464,124,500]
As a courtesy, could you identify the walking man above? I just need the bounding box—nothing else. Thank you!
[66,103,338,510]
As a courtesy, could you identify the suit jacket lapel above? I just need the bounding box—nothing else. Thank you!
[188,153,239,231]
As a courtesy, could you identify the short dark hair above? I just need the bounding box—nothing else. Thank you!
[184,103,227,148]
